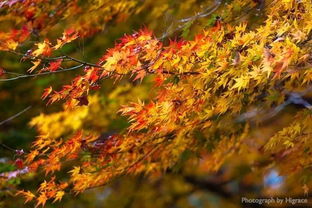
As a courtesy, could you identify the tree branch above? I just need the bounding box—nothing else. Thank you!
[158,0,223,40]
[0,106,31,125]
[184,175,234,199]
[1,50,200,82]
[0,64,84,81]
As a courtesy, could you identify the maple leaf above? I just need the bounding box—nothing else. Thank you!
[154,74,164,86]
[47,92,62,105]
[133,70,146,82]
[45,59,62,72]
[28,60,41,73]
[54,29,79,50]
[6,39,18,50]
[16,190,35,203]
[14,158,24,169]
[33,40,52,57]
[53,191,65,203]
[211,19,222,32]
[59,182,68,190]
[33,134,52,150]
[273,49,293,78]
[69,166,81,177]
[231,76,249,91]
[85,68,99,83]
[25,149,39,164]
[44,160,61,175]
[38,181,47,192]
[36,193,48,207]
[41,86,53,100]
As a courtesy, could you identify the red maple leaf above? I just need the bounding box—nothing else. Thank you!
[46,59,62,72]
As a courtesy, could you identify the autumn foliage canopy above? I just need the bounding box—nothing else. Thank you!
[1,0,312,207]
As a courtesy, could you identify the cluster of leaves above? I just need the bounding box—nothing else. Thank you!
[1,0,312,207]
[0,0,137,38]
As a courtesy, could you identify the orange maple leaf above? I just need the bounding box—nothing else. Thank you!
[54,29,79,50]
[41,86,53,100]
[16,190,35,203]
[36,193,48,207]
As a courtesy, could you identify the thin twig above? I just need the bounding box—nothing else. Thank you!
[6,50,66,61]
[158,0,222,40]
[0,143,16,152]
[1,9,218,83]
[0,106,31,126]
[0,64,84,81]
[62,55,101,68]
[179,0,223,23]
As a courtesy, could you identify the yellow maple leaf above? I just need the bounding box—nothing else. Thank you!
[16,190,35,203]
[28,60,41,73]
[33,40,51,57]
[25,149,39,164]
[231,76,249,91]
[38,180,48,192]
[53,191,65,203]
[6,40,18,50]
[69,166,81,177]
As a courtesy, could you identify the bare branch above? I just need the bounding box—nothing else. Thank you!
[0,106,31,126]
[237,86,312,123]
[158,0,222,40]
[0,64,84,81]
